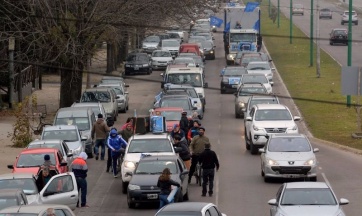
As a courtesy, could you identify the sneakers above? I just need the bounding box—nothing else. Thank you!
[81,204,90,208]
[201,194,206,197]
[114,175,118,178]
[95,155,99,160]
[209,193,213,197]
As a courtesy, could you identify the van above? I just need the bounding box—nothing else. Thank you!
[53,107,96,157]
[179,43,202,58]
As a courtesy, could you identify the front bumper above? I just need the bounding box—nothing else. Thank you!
[252,131,299,146]
[330,38,348,44]
[152,62,169,69]
[125,66,151,74]
[143,47,157,54]
[264,165,317,178]
[128,189,161,204]
[221,82,239,92]
[121,166,134,183]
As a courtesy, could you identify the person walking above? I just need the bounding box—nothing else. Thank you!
[71,152,89,208]
[173,135,191,170]
[199,143,220,197]
[91,113,110,160]
[157,168,181,209]
[107,128,128,178]
[188,127,209,184]
[118,123,134,142]
[187,120,201,142]
[179,111,189,134]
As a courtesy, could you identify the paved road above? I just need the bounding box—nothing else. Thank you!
[74,11,362,216]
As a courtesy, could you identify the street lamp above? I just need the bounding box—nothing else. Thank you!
[347,0,353,107]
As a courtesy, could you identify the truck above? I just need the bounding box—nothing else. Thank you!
[223,3,262,65]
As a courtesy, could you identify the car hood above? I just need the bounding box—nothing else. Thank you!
[162,46,179,51]
[129,174,180,186]
[166,120,179,132]
[247,69,272,75]
[279,205,341,216]
[237,96,251,103]
[14,167,40,175]
[124,152,175,163]
[64,140,82,154]
[266,152,314,161]
[126,60,147,65]
[143,42,159,47]
[254,121,296,128]
[152,57,173,61]
[102,102,113,111]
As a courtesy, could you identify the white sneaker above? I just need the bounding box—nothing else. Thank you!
[114,175,118,178]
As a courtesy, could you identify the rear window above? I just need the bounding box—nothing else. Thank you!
[81,91,111,103]
[128,139,173,153]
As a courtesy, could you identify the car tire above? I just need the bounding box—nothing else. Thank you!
[183,188,189,201]
[176,189,183,202]
[310,176,317,182]
[221,89,225,94]
[261,168,265,177]
[329,41,333,45]
[235,112,239,118]
[87,152,93,159]
[122,181,128,194]
[341,21,344,25]
[250,139,258,155]
[330,16,332,19]
[264,176,270,183]
[114,115,117,122]
[126,104,129,110]
[127,194,136,208]
[355,21,358,25]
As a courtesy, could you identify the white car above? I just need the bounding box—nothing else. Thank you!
[246,61,275,85]
[121,133,181,194]
[97,83,129,113]
[151,50,173,70]
[0,204,76,215]
[161,39,180,57]
[341,10,358,25]
[244,104,300,154]
[240,74,272,94]
[268,182,349,216]
[260,134,319,182]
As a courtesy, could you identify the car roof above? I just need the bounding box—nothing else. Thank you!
[140,155,179,162]
[0,204,72,214]
[285,182,329,189]
[250,95,278,100]
[84,87,113,92]
[154,107,184,112]
[247,61,269,65]
[240,83,265,88]
[167,68,201,73]
[43,125,78,131]
[332,28,347,31]
[255,104,288,110]
[56,107,91,118]
[131,133,170,139]
[161,202,212,211]
[160,95,190,100]
[72,102,100,107]
[19,148,58,155]
[28,139,63,145]
[0,173,35,179]
[270,134,307,139]
[162,39,179,43]
[0,188,24,197]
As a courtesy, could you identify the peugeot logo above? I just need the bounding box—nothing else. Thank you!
[288,161,294,165]
[150,186,154,190]
[272,128,279,132]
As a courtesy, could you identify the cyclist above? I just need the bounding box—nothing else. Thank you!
[188,127,209,184]
[107,128,128,178]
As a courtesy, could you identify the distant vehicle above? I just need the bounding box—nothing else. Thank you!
[151,50,174,70]
[201,41,216,60]
[244,95,280,123]
[246,61,275,85]
[240,74,272,94]
[179,43,202,58]
[155,95,200,118]
[341,10,358,25]
[329,28,348,45]
[268,182,349,216]
[166,32,182,44]
[100,75,128,88]
[236,52,270,67]
[234,83,268,118]
[161,39,180,58]
[0,204,76,216]
[172,57,196,67]
[162,84,204,112]
[158,33,170,41]
[292,4,304,15]
[97,83,129,113]
[71,102,106,121]
[142,35,161,54]
[0,189,28,210]
[156,202,227,216]
[220,66,247,94]
[319,8,332,19]
[124,52,152,75]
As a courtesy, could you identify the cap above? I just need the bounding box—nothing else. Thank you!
[204,143,211,149]
[98,113,103,118]
[173,124,180,129]
[198,126,205,131]
[182,111,187,115]
[44,154,50,161]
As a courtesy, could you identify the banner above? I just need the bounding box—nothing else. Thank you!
[244,2,259,12]
[210,16,223,28]
[253,20,260,31]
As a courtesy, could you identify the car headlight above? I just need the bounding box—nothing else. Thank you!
[304,159,316,166]
[125,64,131,67]
[142,64,149,67]
[253,124,262,131]
[290,124,298,130]
[210,50,214,53]
[119,99,125,103]
[195,103,202,109]
[128,184,140,191]
[212,25,216,28]
[238,102,245,107]
[124,161,136,169]
[228,54,234,60]
[73,145,82,156]
[267,158,279,166]
[105,109,112,114]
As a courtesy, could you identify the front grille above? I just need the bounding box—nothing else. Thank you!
[140,185,159,190]
[158,61,167,63]
[265,128,287,133]
[272,166,311,174]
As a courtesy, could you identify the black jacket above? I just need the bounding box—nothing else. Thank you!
[157,178,180,195]
[175,139,191,161]
[199,149,220,170]
[179,116,189,132]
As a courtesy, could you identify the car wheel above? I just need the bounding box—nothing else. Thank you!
[250,139,258,155]
[235,112,240,118]
[355,21,358,25]
[264,176,270,183]
[310,176,317,182]
[87,152,93,159]
[114,115,117,122]
[261,168,265,177]
[330,16,333,19]
[221,89,225,94]
[127,194,136,208]
[183,188,189,201]
[147,70,151,75]
[329,41,333,45]
[341,21,344,25]
[176,189,183,202]
[122,181,128,194]
[126,104,129,110]
[121,107,127,113]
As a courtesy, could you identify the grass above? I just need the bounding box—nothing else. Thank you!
[260,3,362,148]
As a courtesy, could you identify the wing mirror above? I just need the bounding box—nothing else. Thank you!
[293,116,301,121]
[81,136,88,141]
[125,91,129,94]
[233,92,237,97]
[7,165,14,169]
[125,84,130,87]
[203,82,208,88]
[313,148,319,153]
[258,149,265,153]
[67,152,73,157]
[268,198,278,206]
[160,73,164,77]
[246,117,252,121]
[339,198,349,205]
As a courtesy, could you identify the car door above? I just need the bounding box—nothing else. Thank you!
[207,206,222,216]
[245,107,255,139]
[57,151,67,173]
[38,172,78,210]
[177,159,188,195]
[270,185,284,216]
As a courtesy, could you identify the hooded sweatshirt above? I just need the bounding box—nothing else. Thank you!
[107,128,128,152]
[91,118,109,140]
[71,152,88,178]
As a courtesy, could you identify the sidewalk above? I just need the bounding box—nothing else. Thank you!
[0,47,123,175]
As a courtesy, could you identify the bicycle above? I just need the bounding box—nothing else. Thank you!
[194,163,203,186]
[29,105,52,135]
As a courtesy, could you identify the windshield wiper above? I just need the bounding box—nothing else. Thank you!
[136,172,150,174]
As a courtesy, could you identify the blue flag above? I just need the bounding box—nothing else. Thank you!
[224,22,231,32]
[244,2,259,12]
[210,16,223,28]
[253,20,260,31]
[227,2,236,7]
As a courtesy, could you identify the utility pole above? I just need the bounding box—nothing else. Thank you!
[290,0,293,44]
[347,0,353,107]
[8,37,15,109]
[316,0,321,78]
[310,0,314,66]
[86,57,91,88]
[277,0,280,28]
[269,0,271,17]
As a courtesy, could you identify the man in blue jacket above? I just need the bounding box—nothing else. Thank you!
[107,128,128,178]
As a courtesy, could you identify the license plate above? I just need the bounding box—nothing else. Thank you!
[134,66,139,70]
[232,85,238,88]
[160,64,166,66]
[283,174,300,178]
[147,194,158,199]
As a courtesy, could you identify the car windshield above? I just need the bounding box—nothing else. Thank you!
[242,75,268,84]
[249,99,279,108]
[163,41,179,47]
[294,4,303,8]
[268,137,311,152]
[202,41,213,49]
[135,160,177,174]
[197,34,211,40]
[128,139,173,153]
[192,57,204,66]
[0,179,38,195]
[239,87,266,96]
[230,33,256,43]
[166,73,202,87]
[189,37,206,43]
[153,51,171,57]
[55,117,90,131]
[242,57,263,64]
[160,111,182,121]
[171,88,198,98]
[345,11,356,15]
[223,69,245,76]
[169,33,180,39]
[127,55,148,62]
[17,153,56,168]
[174,58,195,65]
[247,63,270,70]
[281,188,337,205]
[28,143,62,152]
[321,8,330,12]
[144,36,160,43]
[160,99,191,110]
[42,129,79,143]
[334,30,347,35]
[81,91,111,103]
[255,109,293,121]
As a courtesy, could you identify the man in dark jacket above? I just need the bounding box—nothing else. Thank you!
[199,143,219,197]
[170,124,185,139]
[179,111,189,135]
[173,135,191,170]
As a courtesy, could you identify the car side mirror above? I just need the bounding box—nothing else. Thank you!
[214,45,216,48]
[268,198,278,206]
[203,83,208,88]
[67,152,73,157]
[181,170,189,176]
[339,198,349,205]
[293,116,301,121]
[313,148,319,153]
[246,117,252,121]
[81,136,87,141]
[60,162,68,167]
[269,59,273,62]
[125,84,130,87]
[125,91,129,94]
[259,149,265,153]
[7,165,14,169]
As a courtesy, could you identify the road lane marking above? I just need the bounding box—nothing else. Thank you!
[321,172,331,186]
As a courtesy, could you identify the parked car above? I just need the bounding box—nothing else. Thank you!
[244,104,300,154]
[7,148,68,175]
[341,10,358,25]
[0,204,76,216]
[260,134,319,182]
[156,202,227,216]
[151,50,174,70]
[292,4,304,15]
[0,189,28,210]
[161,39,180,58]
[166,32,182,44]
[236,51,270,67]
[329,28,348,45]
[220,66,247,94]
[127,155,189,208]
[97,83,129,113]
[153,107,184,132]
[124,52,152,75]
[246,61,275,85]
[234,83,268,118]
[142,35,161,54]
[268,182,349,216]
[71,102,106,121]
[319,8,332,19]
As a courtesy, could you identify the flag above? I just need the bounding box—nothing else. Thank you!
[224,22,231,32]
[227,2,236,7]
[253,20,260,31]
[210,16,223,28]
[134,109,137,118]
[244,2,259,12]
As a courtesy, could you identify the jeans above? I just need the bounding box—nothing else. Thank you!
[202,169,215,195]
[106,147,112,172]
[159,188,177,209]
[112,151,121,176]
[188,155,200,181]
[94,139,106,159]
[76,177,87,207]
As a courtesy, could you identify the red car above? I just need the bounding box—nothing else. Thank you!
[153,107,184,132]
[7,148,69,175]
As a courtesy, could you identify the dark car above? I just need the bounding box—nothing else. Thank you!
[220,66,247,94]
[329,28,348,45]
[156,202,227,216]
[202,41,215,60]
[127,155,189,208]
[319,8,332,19]
[125,53,152,75]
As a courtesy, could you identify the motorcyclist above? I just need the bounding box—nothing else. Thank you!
[107,128,128,178]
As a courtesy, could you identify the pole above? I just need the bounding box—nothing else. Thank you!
[86,57,91,88]
[277,0,280,28]
[310,0,314,66]
[8,37,15,109]
[269,0,271,17]
[316,0,321,78]
[290,0,293,44]
[347,0,353,107]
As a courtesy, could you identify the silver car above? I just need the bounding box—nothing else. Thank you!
[0,204,76,215]
[161,39,180,57]
[71,102,106,120]
[260,134,319,182]
[268,182,349,216]
[151,50,173,70]
[98,83,129,113]
[234,83,268,118]
[142,35,161,54]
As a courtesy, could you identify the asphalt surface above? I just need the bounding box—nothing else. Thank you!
[74,7,362,216]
